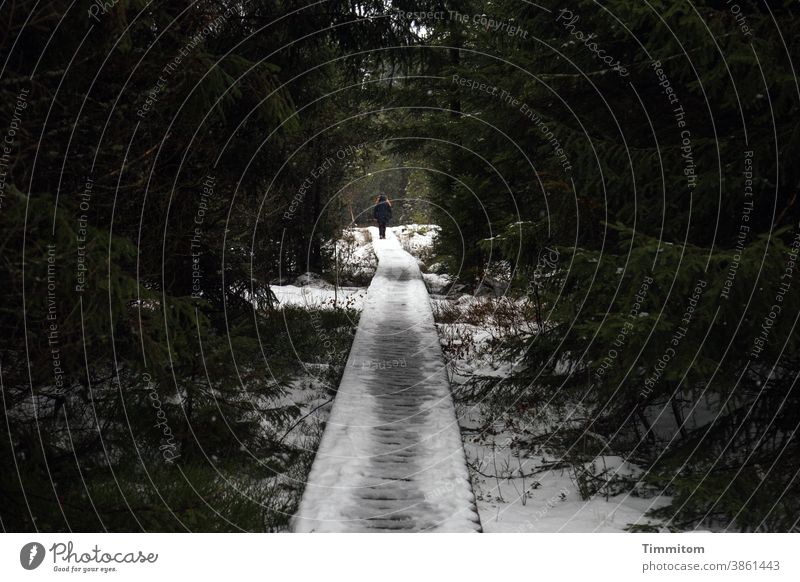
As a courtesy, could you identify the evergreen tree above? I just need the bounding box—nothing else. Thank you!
[395,0,800,530]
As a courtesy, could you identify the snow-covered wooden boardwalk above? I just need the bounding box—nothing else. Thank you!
[292,227,482,532]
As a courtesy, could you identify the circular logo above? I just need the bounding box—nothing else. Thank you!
[20,542,46,570]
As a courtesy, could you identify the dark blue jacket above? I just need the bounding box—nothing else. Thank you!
[373,198,392,224]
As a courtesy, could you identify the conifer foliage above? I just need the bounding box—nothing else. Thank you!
[0,0,409,531]
[390,0,800,530]
[2,0,799,533]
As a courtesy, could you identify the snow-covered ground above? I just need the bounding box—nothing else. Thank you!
[393,223,440,258]
[271,225,454,309]
[269,228,376,311]
[292,227,481,532]
[433,296,671,531]
[323,227,378,285]
[389,225,672,532]
[437,324,670,530]
[283,224,670,532]
[458,405,670,532]
[271,282,368,311]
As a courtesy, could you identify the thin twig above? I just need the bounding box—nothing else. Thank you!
[277,397,334,445]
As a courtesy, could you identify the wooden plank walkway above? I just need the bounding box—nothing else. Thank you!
[291,227,482,532]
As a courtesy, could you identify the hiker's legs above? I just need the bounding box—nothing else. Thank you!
[378,222,386,239]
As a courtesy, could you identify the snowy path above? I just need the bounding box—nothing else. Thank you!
[292,227,482,532]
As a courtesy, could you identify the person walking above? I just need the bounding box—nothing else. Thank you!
[373,194,392,239]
